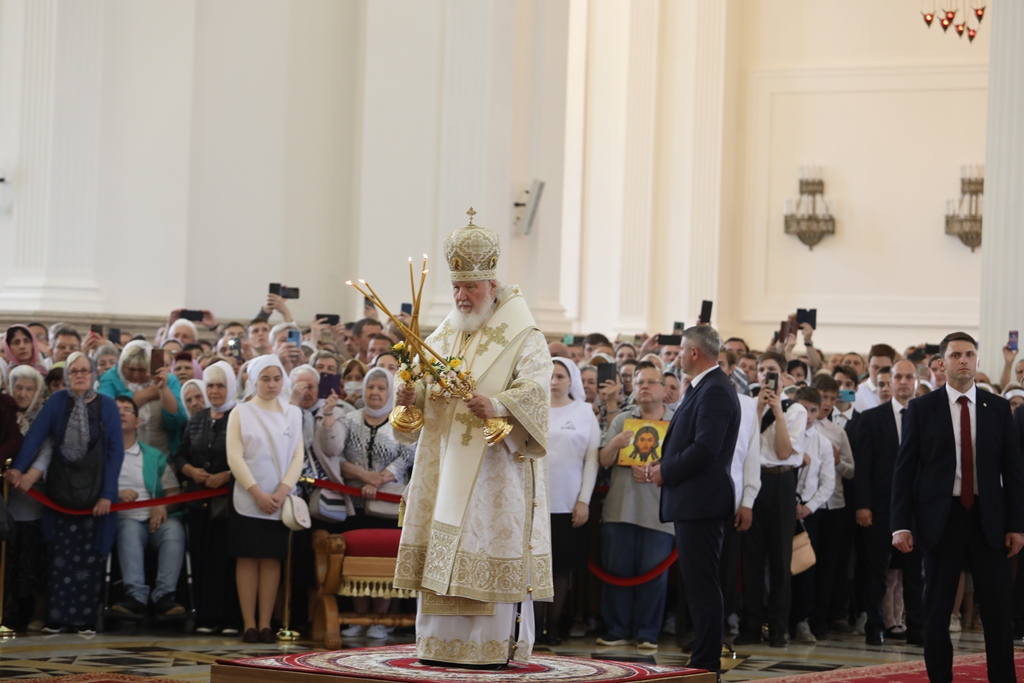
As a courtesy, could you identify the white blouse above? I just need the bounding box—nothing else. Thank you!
[546,400,601,514]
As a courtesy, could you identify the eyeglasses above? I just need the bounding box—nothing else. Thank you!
[67,368,92,376]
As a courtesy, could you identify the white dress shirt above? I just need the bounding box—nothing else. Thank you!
[945,383,978,496]
[796,427,836,513]
[855,381,880,413]
[759,402,808,468]
[731,394,762,512]
[815,418,855,509]
[831,405,855,431]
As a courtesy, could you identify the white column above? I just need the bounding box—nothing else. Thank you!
[0,0,105,311]
[579,0,660,335]
[979,2,1024,378]
[353,0,572,329]
[650,0,735,331]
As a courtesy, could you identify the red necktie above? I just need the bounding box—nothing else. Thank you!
[957,395,974,509]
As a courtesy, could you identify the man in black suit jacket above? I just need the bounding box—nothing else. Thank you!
[854,360,923,645]
[651,325,740,678]
[892,332,1024,683]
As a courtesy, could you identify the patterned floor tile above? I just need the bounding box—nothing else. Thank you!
[0,627,997,681]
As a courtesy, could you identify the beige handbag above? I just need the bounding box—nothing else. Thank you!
[281,494,311,531]
[791,525,816,575]
[364,482,404,519]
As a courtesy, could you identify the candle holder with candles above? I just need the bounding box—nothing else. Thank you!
[347,261,513,446]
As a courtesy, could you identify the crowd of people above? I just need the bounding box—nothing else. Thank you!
[2,300,1023,659]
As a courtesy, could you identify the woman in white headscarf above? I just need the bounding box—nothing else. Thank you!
[172,360,241,635]
[338,367,416,639]
[535,356,601,645]
[1003,385,1024,414]
[97,339,187,455]
[226,354,303,643]
[180,379,209,418]
[4,365,49,631]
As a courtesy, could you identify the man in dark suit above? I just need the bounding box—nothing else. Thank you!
[651,325,740,679]
[854,360,924,645]
[892,332,1024,683]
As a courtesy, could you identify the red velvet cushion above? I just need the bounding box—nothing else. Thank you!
[342,528,403,558]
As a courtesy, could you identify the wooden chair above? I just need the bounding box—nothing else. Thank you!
[312,528,416,649]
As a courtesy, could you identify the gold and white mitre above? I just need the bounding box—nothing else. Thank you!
[443,208,500,282]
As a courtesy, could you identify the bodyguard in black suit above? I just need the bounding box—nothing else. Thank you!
[892,333,1024,683]
[652,326,740,677]
[853,360,923,645]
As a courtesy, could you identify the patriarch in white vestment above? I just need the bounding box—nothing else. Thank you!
[392,211,553,668]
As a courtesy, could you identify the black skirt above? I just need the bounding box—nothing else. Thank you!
[226,500,290,560]
[550,513,588,573]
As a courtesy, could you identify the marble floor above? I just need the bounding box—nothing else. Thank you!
[0,626,990,681]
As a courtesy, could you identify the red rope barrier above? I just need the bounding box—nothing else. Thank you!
[21,477,401,515]
[587,549,678,587]
[305,478,403,503]
[24,486,229,516]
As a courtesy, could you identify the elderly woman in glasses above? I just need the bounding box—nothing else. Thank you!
[5,353,123,634]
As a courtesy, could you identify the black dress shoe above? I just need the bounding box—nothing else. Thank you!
[884,626,907,640]
[732,632,762,646]
[418,659,508,670]
[259,628,276,643]
[905,630,925,646]
[768,631,787,648]
[242,628,259,643]
[865,630,883,646]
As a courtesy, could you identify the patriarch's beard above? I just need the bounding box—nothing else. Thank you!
[451,304,493,334]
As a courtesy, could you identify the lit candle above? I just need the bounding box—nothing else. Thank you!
[409,257,417,306]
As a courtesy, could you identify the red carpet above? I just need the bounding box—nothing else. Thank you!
[762,651,1024,682]
[215,644,710,682]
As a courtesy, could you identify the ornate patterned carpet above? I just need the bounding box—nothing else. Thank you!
[214,644,709,682]
[0,626,995,680]
[761,652,1024,682]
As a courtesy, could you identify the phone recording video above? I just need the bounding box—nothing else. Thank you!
[597,362,618,387]
[318,373,342,400]
[316,314,341,327]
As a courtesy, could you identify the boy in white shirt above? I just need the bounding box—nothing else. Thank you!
[791,387,835,644]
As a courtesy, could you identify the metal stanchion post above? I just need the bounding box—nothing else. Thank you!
[0,459,17,638]
[277,530,300,642]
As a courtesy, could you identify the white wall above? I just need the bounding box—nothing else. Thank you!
[0,0,995,359]
[725,0,989,356]
[96,0,195,315]
[570,0,990,359]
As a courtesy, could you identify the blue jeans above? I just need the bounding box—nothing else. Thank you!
[600,522,674,642]
[116,516,185,604]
